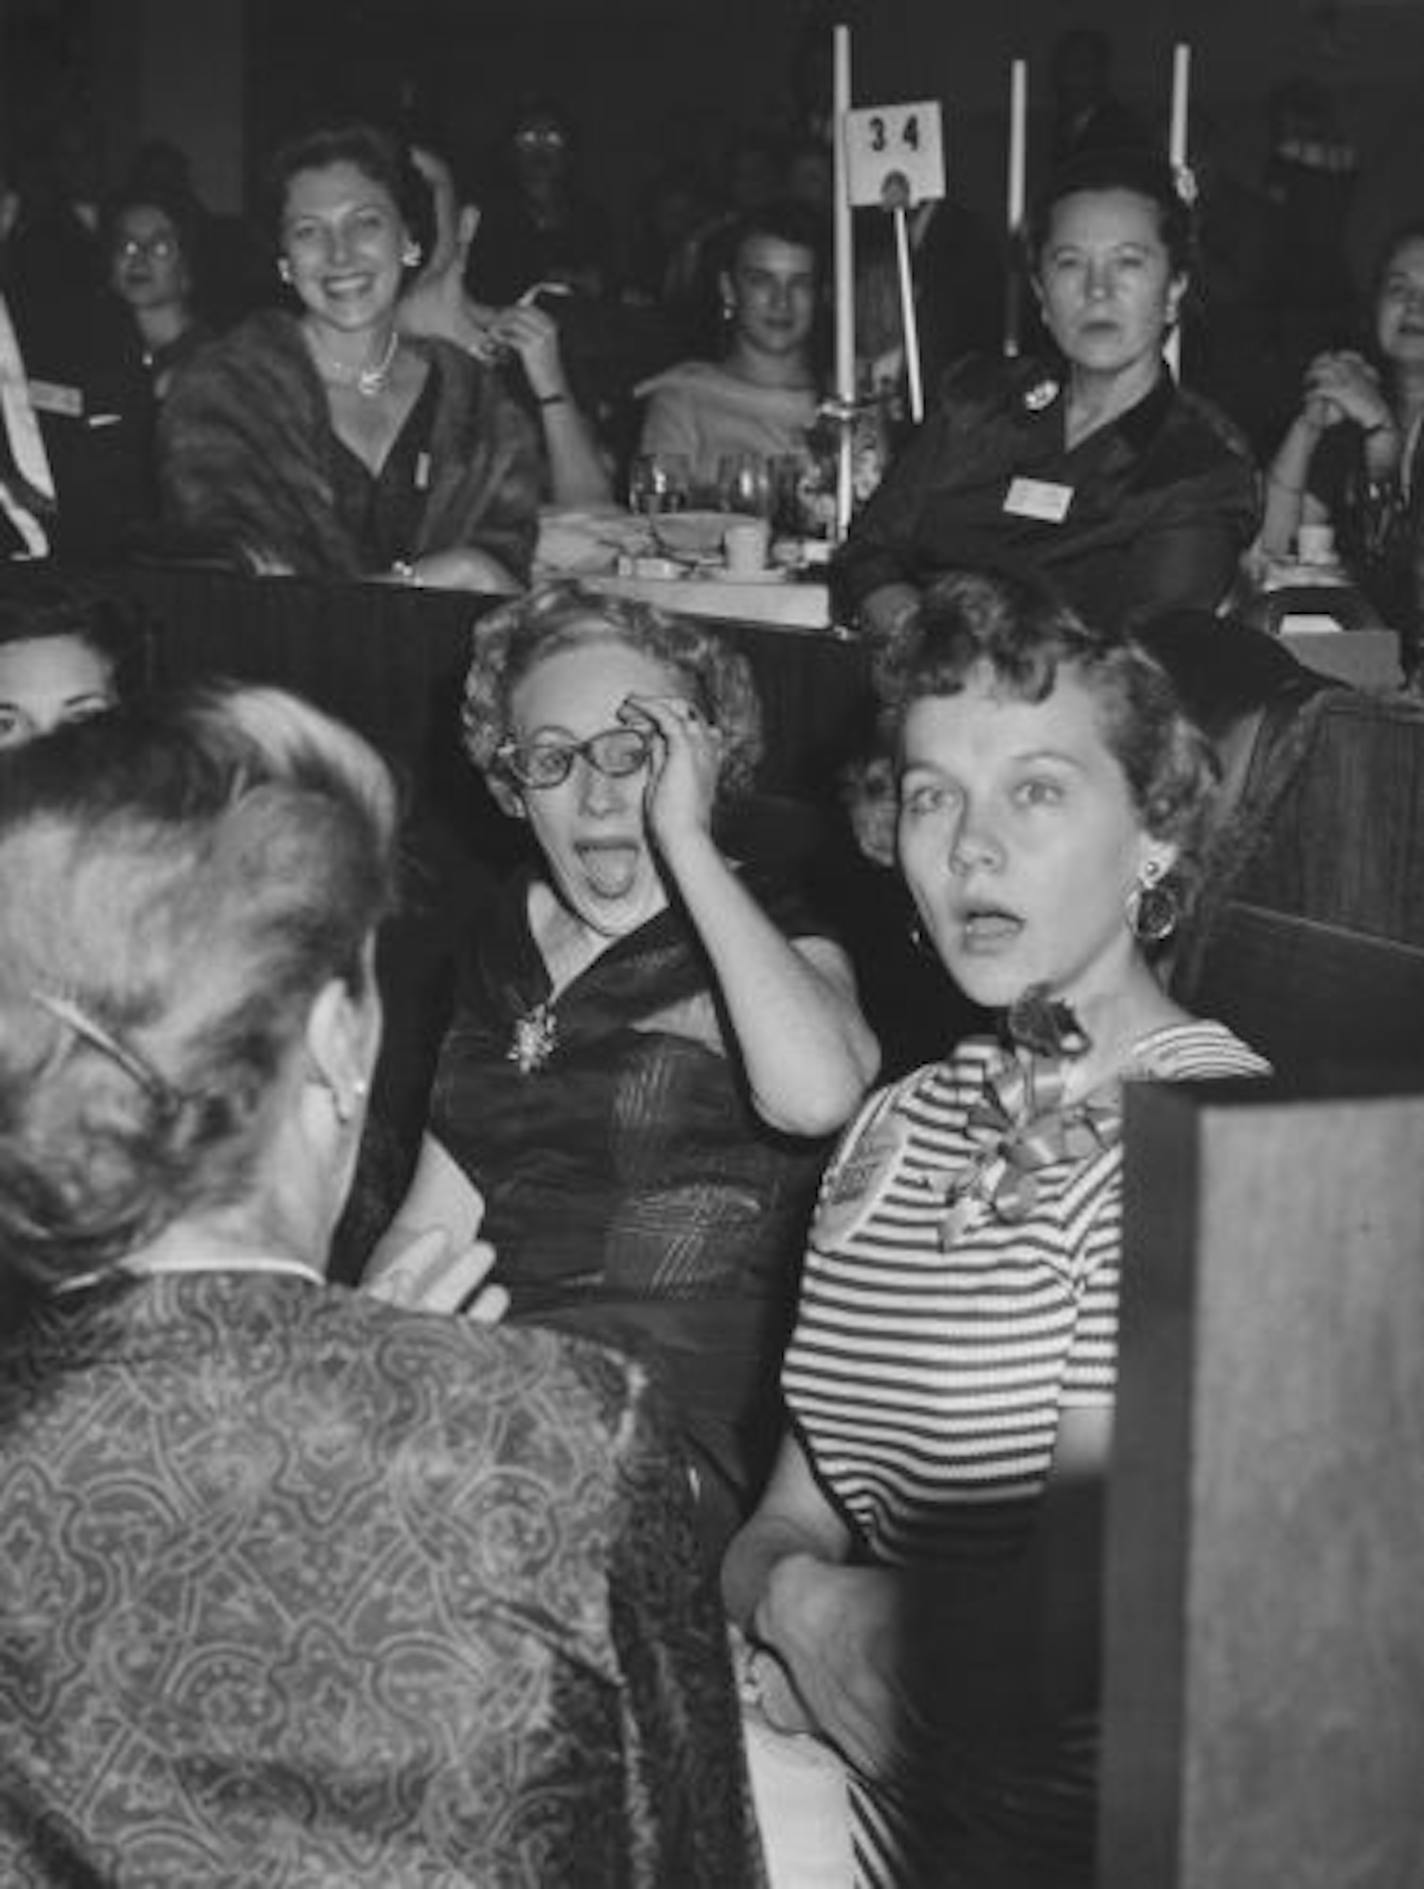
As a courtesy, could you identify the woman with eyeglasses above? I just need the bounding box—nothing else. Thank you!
[465,97,617,305]
[401,582,878,1556]
[104,186,211,400]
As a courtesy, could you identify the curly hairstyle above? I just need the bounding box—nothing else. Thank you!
[462,581,764,811]
[876,567,1219,885]
[0,683,399,1289]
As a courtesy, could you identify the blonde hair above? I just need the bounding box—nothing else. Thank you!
[462,581,764,807]
[0,683,399,1286]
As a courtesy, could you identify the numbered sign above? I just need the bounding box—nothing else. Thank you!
[843,101,946,209]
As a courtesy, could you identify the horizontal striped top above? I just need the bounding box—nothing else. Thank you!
[782,1019,1267,1885]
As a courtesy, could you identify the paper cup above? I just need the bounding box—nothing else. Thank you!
[724,518,771,577]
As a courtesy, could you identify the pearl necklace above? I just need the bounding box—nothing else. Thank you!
[306,324,400,398]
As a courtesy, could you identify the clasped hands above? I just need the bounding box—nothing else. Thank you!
[742,1554,933,1783]
[1302,349,1393,437]
[362,1137,508,1321]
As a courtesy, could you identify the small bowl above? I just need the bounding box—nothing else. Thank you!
[652,510,744,558]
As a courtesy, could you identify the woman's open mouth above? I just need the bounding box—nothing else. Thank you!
[958,905,1024,952]
[576,839,642,899]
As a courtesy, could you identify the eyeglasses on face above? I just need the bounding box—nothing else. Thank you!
[496,725,653,790]
[114,234,178,263]
[515,127,567,151]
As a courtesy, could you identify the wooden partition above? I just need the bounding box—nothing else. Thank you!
[1175,688,1424,1076]
[1102,1079,1424,1888]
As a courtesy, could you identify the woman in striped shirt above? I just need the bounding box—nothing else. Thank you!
[723,566,1266,1887]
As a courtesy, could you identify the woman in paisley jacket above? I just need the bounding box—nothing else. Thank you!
[0,682,763,1887]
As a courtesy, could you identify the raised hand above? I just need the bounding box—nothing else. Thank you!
[618,692,721,854]
[482,303,572,404]
[1303,350,1392,435]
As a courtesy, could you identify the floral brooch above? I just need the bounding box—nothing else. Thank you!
[507,1001,558,1075]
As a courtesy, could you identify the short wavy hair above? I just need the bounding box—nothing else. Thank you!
[265,119,433,265]
[1026,145,1196,280]
[877,567,1218,883]
[462,582,764,811]
[0,683,399,1289]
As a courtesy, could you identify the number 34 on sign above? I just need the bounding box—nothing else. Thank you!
[843,101,946,209]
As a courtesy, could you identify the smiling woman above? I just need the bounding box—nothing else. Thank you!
[1261,220,1424,641]
[158,121,541,589]
[635,200,826,492]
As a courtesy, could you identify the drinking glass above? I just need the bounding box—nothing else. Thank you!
[767,451,812,536]
[715,451,773,518]
[627,452,692,516]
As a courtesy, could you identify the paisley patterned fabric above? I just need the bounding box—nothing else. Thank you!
[0,1270,764,1887]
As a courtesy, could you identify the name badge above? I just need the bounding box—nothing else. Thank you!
[28,380,83,419]
[812,1105,911,1251]
[414,451,431,491]
[1004,476,1073,523]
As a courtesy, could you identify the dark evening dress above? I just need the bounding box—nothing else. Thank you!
[429,867,834,1555]
[0,1268,764,1887]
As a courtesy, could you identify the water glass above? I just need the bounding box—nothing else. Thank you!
[716,451,773,518]
[628,452,691,516]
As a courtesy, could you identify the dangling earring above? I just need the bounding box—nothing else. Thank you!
[277,257,293,285]
[1127,858,1181,944]
[403,241,421,269]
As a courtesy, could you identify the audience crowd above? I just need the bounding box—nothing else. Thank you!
[0,19,1415,1888]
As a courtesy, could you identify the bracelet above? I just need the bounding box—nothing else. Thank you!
[535,391,568,408]
[390,560,424,586]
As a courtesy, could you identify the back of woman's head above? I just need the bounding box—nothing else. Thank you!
[0,683,399,1289]
[878,566,1217,862]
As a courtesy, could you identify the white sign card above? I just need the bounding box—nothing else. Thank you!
[843,101,946,209]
